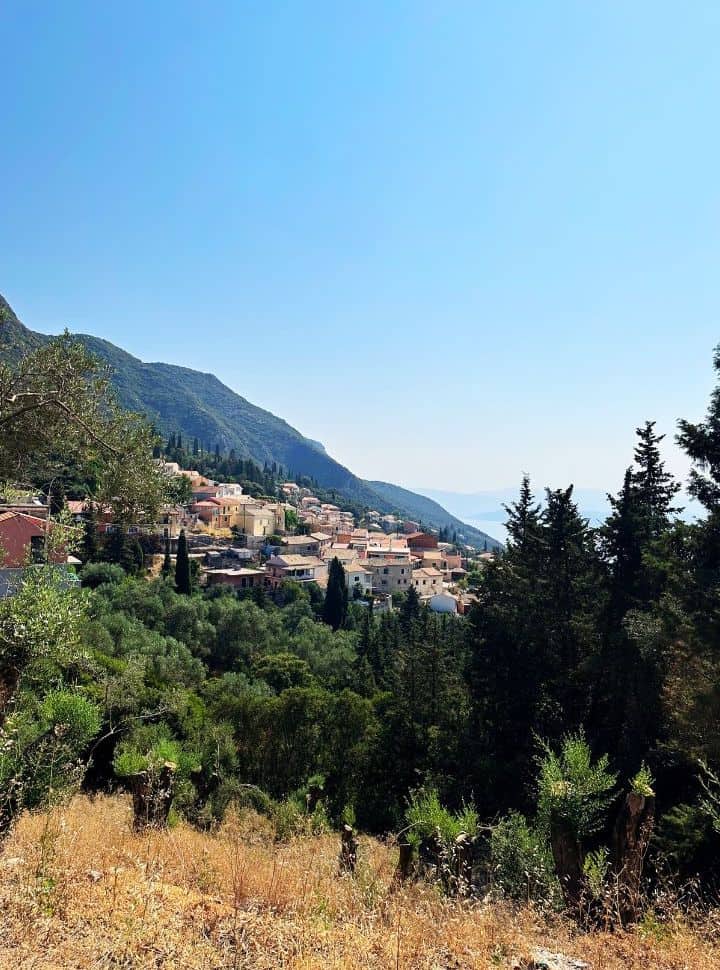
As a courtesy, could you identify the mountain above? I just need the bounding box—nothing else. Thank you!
[0,293,501,548]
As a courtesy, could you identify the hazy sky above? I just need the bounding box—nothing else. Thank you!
[2,2,719,494]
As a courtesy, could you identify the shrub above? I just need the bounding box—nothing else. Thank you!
[489,812,559,903]
[404,788,478,849]
[537,733,616,843]
[80,562,125,589]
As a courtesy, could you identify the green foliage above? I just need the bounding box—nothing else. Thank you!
[0,690,100,832]
[489,812,559,903]
[536,733,617,842]
[80,562,126,589]
[631,763,655,798]
[404,788,478,850]
[583,845,611,900]
[175,529,191,595]
[0,329,165,522]
[699,760,720,835]
[323,557,348,631]
[113,728,199,780]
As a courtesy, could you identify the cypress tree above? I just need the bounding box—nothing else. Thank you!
[161,536,172,577]
[175,528,192,595]
[48,479,65,517]
[82,505,100,563]
[192,437,199,456]
[323,557,348,630]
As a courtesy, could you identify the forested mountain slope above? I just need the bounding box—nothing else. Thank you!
[0,293,500,547]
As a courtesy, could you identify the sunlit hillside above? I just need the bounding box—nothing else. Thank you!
[0,796,718,969]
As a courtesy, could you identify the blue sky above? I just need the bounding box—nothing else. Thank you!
[2,2,720,495]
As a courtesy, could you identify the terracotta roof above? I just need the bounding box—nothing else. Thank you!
[0,510,47,527]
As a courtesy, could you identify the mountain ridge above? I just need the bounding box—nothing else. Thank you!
[0,293,501,548]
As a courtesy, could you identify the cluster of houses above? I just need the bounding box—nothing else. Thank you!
[0,463,494,611]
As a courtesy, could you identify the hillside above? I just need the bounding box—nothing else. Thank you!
[2,795,716,969]
[0,293,500,548]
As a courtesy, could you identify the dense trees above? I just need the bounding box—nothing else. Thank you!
[3,332,720,910]
[0,333,164,521]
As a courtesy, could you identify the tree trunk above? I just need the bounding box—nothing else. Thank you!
[130,761,177,830]
[453,832,474,896]
[549,815,585,912]
[395,839,413,883]
[305,783,324,814]
[339,824,358,874]
[612,792,655,925]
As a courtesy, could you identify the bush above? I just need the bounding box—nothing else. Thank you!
[80,562,125,589]
[404,788,478,850]
[536,733,616,843]
[490,812,559,904]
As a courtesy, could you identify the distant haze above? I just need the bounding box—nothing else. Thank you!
[418,487,612,545]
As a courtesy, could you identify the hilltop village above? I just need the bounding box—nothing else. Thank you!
[0,455,495,608]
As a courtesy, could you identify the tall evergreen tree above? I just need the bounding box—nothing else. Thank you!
[103,525,136,574]
[323,557,348,631]
[48,479,65,516]
[678,346,720,512]
[175,528,192,595]
[633,421,681,538]
[161,536,172,577]
[81,505,100,563]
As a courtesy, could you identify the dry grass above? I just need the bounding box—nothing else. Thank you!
[0,796,718,969]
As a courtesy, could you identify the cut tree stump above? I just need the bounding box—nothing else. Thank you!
[339,824,358,874]
[453,832,474,896]
[130,761,177,830]
[612,791,655,925]
[549,815,585,912]
[395,839,413,883]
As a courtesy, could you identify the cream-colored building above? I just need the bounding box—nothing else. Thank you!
[368,559,412,593]
[345,560,373,598]
[412,567,444,598]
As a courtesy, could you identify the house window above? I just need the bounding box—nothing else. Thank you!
[30,535,45,563]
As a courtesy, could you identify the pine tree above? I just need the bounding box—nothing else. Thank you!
[323,557,348,631]
[633,421,681,538]
[678,345,720,511]
[601,468,644,619]
[504,474,541,554]
[175,528,191,595]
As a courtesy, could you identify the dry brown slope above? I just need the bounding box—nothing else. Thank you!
[0,796,717,969]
